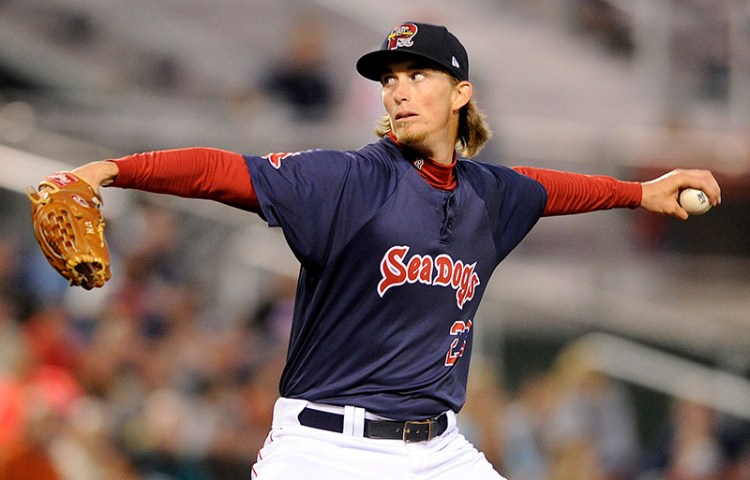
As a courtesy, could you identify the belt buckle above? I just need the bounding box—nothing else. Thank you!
[402,419,432,443]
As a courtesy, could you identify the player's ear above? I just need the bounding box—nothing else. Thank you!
[452,81,472,111]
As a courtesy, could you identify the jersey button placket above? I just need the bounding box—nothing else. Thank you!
[441,194,456,241]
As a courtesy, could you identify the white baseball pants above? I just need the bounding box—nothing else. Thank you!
[251,397,506,480]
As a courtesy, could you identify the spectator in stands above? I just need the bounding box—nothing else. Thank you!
[260,15,335,121]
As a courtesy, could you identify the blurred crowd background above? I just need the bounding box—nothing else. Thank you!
[1,1,749,479]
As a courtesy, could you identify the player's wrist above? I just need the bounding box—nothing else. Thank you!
[72,160,119,192]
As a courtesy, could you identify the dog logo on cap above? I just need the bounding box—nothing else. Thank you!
[387,23,418,50]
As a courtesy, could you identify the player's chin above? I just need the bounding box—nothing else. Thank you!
[393,127,427,147]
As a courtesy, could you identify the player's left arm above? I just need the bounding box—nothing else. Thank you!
[514,167,720,220]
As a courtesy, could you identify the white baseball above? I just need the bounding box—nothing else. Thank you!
[679,188,711,215]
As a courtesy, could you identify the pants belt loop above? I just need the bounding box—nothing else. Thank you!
[352,407,365,437]
[343,405,367,437]
[343,405,355,436]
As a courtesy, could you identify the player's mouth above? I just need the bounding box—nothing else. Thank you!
[395,111,417,121]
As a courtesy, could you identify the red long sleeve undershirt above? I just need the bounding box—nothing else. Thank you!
[110,147,642,216]
[111,147,260,212]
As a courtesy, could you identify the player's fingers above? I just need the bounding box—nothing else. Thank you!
[676,169,722,205]
[658,196,689,220]
[672,205,690,221]
[689,170,721,205]
[702,176,721,206]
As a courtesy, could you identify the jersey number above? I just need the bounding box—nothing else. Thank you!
[444,319,472,366]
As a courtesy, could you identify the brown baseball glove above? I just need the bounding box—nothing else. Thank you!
[27,172,111,290]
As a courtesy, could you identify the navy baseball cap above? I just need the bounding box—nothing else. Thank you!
[356,22,469,82]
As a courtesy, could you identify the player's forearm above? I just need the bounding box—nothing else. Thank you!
[513,166,641,216]
[108,147,259,209]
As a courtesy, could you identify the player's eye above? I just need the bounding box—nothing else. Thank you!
[380,75,396,86]
[411,71,426,81]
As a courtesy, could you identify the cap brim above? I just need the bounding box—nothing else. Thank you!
[356,50,449,82]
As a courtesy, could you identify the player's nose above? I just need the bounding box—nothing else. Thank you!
[391,83,409,104]
[388,76,410,104]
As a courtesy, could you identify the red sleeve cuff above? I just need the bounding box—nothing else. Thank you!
[620,181,643,209]
[110,157,138,188]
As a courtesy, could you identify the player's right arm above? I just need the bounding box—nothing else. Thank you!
[71,147,260,211]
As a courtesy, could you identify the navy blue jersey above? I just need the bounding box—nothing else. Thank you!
[245,136,547,420]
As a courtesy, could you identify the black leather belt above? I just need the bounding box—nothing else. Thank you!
[298,407,448,443]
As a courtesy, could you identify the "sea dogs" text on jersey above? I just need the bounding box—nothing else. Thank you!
[377,245,480,309]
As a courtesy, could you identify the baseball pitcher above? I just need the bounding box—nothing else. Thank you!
[29,22,721,480]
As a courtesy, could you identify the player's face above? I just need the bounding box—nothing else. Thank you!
[380,61,471,160]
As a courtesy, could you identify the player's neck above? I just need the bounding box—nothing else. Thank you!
[409,139,455,166]
[388,133,457,191]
